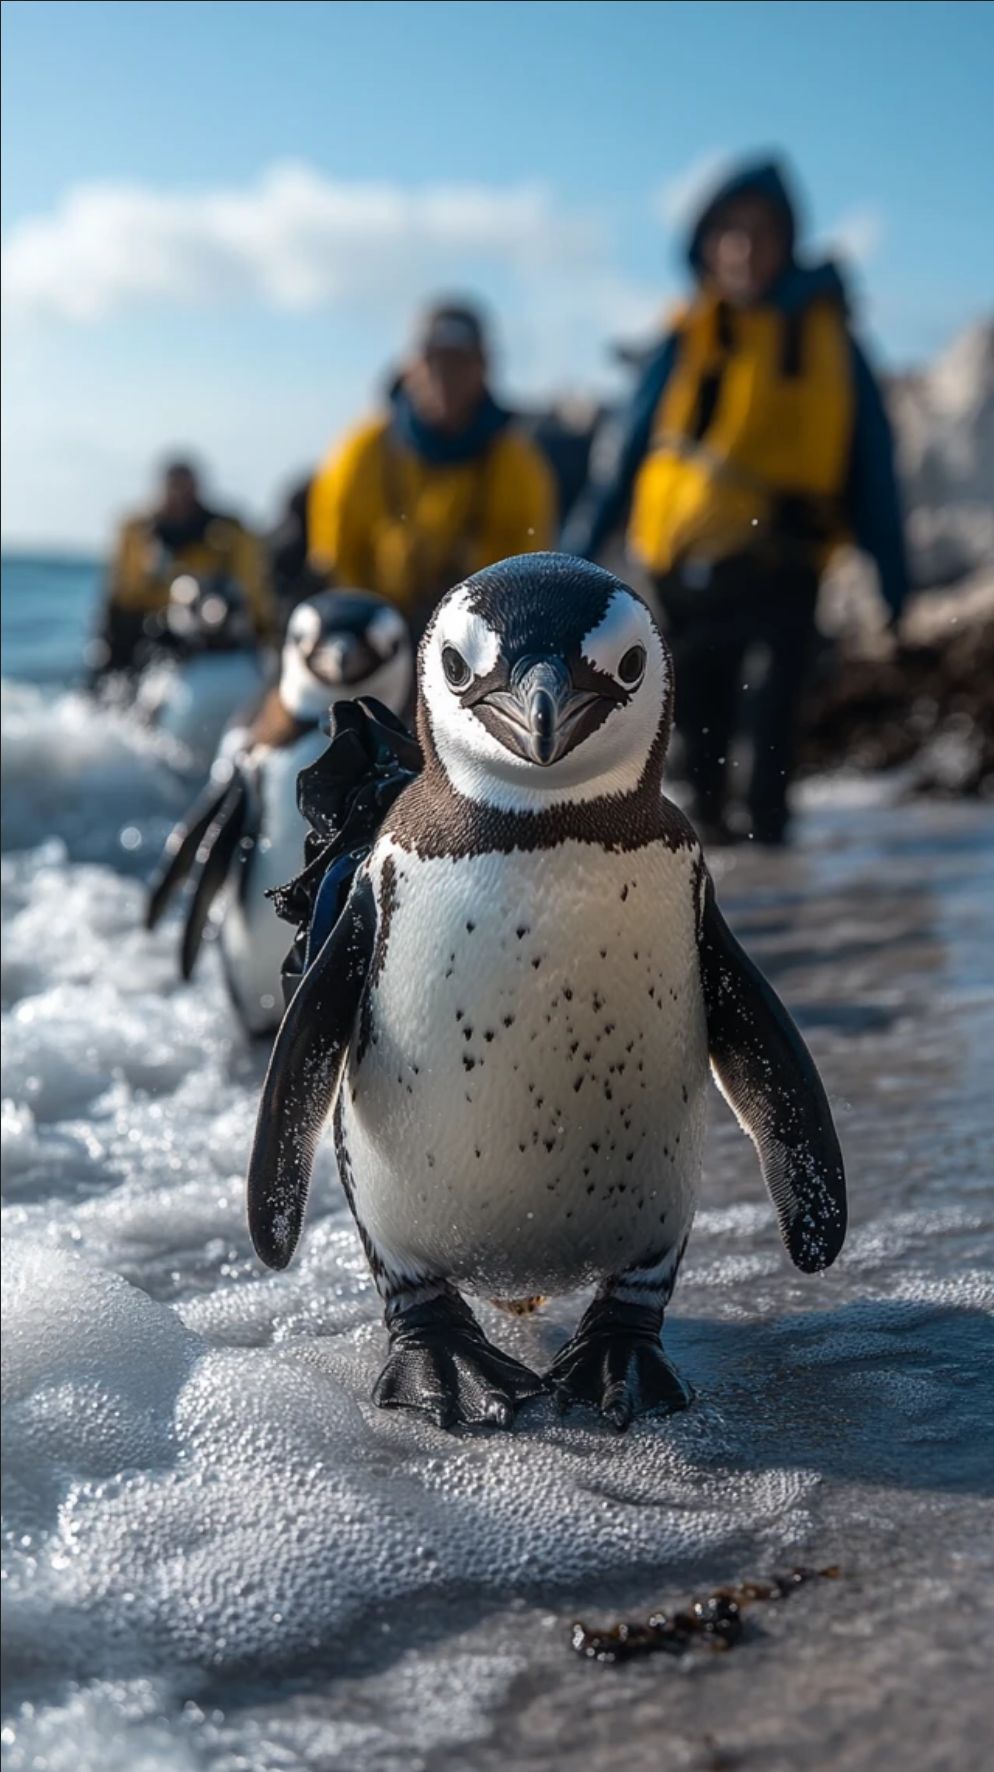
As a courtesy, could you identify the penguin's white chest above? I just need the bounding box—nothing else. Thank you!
[339,836,709,1296]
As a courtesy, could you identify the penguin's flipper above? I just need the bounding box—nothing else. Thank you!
[145,774,237,930]
[698,874,847,1273]
[178,774,251,981]
[247,871,377,1271]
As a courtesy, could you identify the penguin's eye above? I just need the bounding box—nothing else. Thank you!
[617,644,646,687]
[442,645,472,691]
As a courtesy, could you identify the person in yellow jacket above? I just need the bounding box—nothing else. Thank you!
[565,159,909,846]
[92,459,273,678]
[308,303,555,635]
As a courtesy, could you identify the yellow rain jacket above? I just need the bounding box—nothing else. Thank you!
[109,509,273,638]
[628,291,855,574]
[308,414,555,618]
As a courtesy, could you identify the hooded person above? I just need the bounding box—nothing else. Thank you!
[91,458,273,681]
[306,302,556,637]
[563,157,910,846]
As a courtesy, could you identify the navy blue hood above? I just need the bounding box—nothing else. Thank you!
[685,157,849,315]
[389,384,510,467]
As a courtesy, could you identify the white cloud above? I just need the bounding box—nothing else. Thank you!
[1,162,611,327]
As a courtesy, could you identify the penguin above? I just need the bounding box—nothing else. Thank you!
[246,554,846,1429]
[134,574,266,768]
[146,589,413,1038]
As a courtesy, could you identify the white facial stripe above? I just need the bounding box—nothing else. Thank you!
[287,603,322,646]
[429,586,501,677]
[581,590,666,691]
[367,606,407,656]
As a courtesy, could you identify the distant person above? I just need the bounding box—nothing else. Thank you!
[307,302,555,634]
[564,158,909,845]
[91,459,273,679]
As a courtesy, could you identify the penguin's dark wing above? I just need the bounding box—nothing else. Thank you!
[247,871,376,1270]
[145,774,237,930]
[697,872,847,1273]
[178,774,252,980]
[271,696,422,1010]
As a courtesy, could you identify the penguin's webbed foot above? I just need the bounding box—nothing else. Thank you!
[547,1296,692,1432]
[373,1290,545,1431]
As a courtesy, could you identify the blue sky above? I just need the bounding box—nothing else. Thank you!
[2,0,992,548]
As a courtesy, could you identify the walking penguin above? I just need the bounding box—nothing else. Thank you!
[246,553,846,1426]
[146,589,412,1036]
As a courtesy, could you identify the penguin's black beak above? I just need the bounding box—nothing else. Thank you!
[474,656,613,767]
[308,633,377,687]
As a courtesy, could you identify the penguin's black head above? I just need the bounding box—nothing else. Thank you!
[419,554,672,810]
[282,589,413,720]
[166,573,253,654]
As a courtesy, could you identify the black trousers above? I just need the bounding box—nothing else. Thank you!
[655,556,820,840]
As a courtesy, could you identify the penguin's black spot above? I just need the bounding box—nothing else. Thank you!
[589,1141,600,1154]
[531,957,542,970]
[484,1029,495,1043]
[462,1026,473,1041]
[466,920,475,933]
[568,1041,579,1057]
[682,1083,689,1103]
[426,1153,435,1168]
[604,1022,615,1036]
[603,1084,613,1101]
[444,967,453,979]
[599,948,607,960]
[573,1076,584,1093]
[516,925,529,939]
[518,1142,527,1153]
[475,1147,481,1160]
[563,987,573,1001]
[586,1183,595,1195]
[503,1014,515,1029]
[455,1008,464,1021]
[626,1151,635,1163]
[536,1095,544,1109]
[648,986,655,1000]
[592,993,604,1013]
[583,1050,593,1063]
[626,1040,634,1053]
[543,1137,556,1153]
[463,1056,476,1072]
[620,884,630,903]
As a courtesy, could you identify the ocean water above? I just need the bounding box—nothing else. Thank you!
[2,556,993,1771]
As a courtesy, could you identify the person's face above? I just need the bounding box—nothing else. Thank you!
[405,347,487,433]
[700,197,789,306]
[161,467,199,518]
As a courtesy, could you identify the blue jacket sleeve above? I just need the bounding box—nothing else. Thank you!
[845,339,911,621]
[561,336,678,561]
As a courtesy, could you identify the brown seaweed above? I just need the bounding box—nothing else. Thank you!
[571,1565,841,1664]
